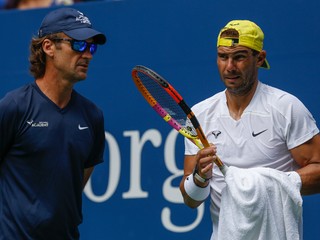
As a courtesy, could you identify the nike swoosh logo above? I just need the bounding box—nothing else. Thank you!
[78,124,89,130]
[252,129,268,137]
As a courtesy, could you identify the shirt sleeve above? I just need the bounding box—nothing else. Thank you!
[84,108,105,168]
[275,94,319,150]
[0,94,19,161]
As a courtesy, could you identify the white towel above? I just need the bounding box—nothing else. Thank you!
[216,166,303,240]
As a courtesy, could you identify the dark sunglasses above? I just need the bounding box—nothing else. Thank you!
[52,38,97,55]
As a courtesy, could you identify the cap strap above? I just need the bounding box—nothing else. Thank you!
[218,38,239,47]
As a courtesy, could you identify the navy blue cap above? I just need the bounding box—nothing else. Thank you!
[38,8,106,44]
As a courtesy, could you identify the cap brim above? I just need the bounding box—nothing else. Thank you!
[260,58,270,69]
[64,28,106,45]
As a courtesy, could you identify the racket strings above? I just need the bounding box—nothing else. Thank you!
[133,66,225,169]
[136,72,197,137]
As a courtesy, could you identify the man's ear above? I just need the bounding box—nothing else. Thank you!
[42,39,55,57]
[257,50,267,67]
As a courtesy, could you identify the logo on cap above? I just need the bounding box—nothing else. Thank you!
[38,8,106,44]
[76,11,91,25]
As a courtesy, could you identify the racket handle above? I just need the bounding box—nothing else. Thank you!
[199,133,225,170]
[218,164,228,176]
[214,155,225,169]
[206,153,227,175]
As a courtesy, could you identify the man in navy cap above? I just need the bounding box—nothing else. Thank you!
[0,8,106,239]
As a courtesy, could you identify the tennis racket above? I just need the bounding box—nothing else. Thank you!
[131,65,226,174]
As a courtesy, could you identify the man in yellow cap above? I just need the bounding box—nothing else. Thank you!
[180,20,320,239]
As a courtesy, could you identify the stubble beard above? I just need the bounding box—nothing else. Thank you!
[227,78,255,96]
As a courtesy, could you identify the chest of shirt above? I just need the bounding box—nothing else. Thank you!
[13,108,94,160]
[204,112,288,167]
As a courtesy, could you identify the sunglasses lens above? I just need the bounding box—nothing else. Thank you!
[72,41,97,55]
[89,44,97,54]
[72,41,87,52]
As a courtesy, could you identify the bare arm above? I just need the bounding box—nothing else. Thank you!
[291,134,320,195]
[179,146,217,208]
[83,166,94,189]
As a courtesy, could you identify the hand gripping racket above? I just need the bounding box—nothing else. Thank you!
[131,65,227,174]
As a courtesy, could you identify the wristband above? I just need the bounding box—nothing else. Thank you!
[193,166,212,183]
[184,173,210,201]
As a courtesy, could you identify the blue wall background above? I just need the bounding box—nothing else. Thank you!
[0,0,319,239]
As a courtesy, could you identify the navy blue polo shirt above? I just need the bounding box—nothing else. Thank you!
[0,82,105,239]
